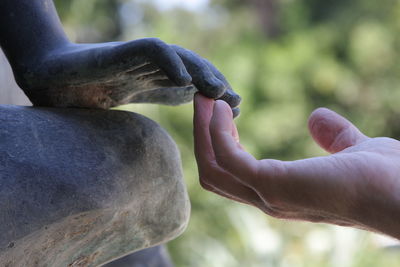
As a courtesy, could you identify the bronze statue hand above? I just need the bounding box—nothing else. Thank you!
[16,39,240,113]
[0,0,240,115]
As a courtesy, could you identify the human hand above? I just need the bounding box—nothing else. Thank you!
[17,38,240,111]
[194,93,400,239]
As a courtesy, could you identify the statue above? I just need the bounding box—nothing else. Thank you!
[0,0,241,266]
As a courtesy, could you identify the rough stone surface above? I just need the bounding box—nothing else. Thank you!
[0,105,190,266]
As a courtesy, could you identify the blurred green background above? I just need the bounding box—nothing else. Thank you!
[53,0,400,266]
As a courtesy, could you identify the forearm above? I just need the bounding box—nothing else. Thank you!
[0,0,69,69]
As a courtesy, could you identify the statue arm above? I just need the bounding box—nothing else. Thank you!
[0,0,69,68]
[0,0,241,112]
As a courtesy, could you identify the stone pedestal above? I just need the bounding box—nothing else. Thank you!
[0,105,190,266]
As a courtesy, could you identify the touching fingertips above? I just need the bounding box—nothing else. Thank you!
[194,93,214,109]
[219,90,242,108]
[194,94,215,127]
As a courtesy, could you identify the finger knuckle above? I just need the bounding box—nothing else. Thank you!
[146,37,168,51]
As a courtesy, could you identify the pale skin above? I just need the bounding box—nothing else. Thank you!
[193,93,400,240]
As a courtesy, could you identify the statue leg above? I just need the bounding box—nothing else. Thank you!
[0,105,190,266]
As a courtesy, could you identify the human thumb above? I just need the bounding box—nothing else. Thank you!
[308,108,368,153]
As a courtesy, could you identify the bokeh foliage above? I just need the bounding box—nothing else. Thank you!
[54,0,400,266]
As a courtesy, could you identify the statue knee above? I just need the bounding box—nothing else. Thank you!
[0,106,190,266]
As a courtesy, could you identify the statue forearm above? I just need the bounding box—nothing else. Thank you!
[0,0,69,69]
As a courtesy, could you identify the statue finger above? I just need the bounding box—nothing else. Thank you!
[170,45,226,99]
[202,59,241,108]
[232,107,240,118]
[109,38,192,86]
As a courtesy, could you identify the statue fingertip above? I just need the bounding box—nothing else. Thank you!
[232,108,240,119]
